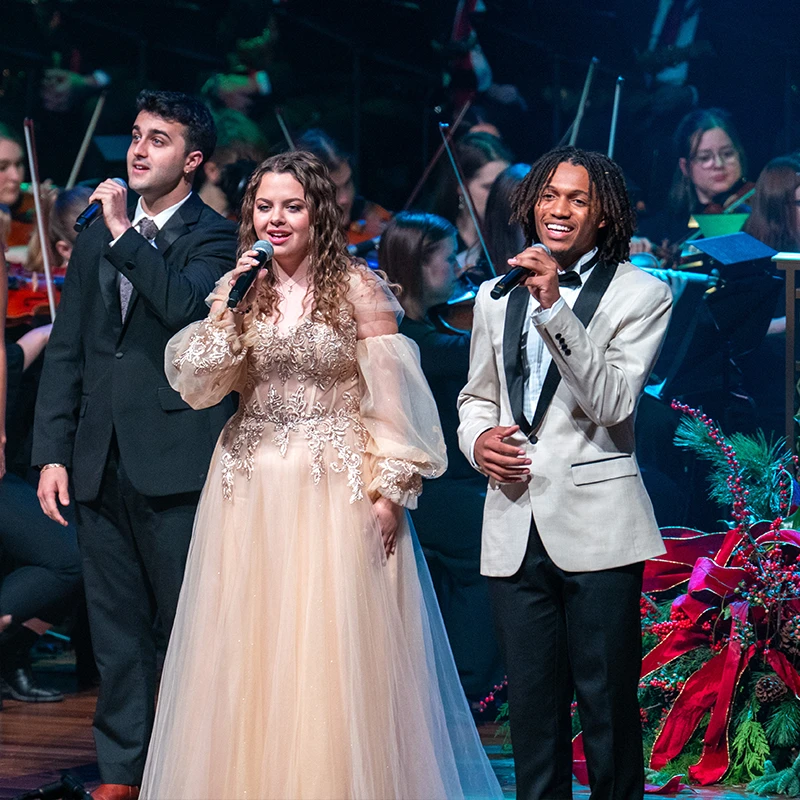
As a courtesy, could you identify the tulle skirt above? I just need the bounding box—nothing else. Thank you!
[140,432,502,800]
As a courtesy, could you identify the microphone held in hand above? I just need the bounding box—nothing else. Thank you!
[227,240,274,309]
[73,178,127,232]
[490,243,552,300]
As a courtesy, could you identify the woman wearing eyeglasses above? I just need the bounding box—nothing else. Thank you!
[666,108,753,239]
[640,108,753,248]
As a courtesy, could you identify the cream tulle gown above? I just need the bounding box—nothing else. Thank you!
[140,267,503,800]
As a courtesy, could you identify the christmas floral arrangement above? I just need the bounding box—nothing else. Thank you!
[494,401,800,794]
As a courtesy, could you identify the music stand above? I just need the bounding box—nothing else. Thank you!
[651,253,782,401]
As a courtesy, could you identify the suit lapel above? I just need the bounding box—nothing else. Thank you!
[121,193,201,329]
[528,259,619,439]
[502,285,533,436]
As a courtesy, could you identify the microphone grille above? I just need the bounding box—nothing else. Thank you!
[253,240,274,259]
[112,177,128,189]
[533,242,551,255]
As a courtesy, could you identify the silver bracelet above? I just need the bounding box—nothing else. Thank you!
[40,463,66,472]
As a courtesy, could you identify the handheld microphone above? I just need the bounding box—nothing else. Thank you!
[490,243,551,300]
[227,240,274,309]
[73,178,128,233]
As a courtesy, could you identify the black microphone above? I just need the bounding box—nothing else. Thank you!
[490,243,551,300]
[73,178,128,233]
[227,240,274,309]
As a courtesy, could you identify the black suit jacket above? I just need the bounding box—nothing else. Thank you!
[32,192,238,502]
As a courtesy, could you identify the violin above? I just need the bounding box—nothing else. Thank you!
[429,270,485,335]
[7,190,37,248]
[347,199,391,246]
[699,180,755,216]
[5,261,65,326]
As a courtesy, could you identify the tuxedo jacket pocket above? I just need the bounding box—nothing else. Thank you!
[571,454,636,486]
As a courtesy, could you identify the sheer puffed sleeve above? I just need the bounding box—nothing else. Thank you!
[350,267,447,507]
[164,270,250,409]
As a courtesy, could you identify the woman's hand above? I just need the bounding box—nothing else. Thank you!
[372,496,403,558]
[213,252,266,329]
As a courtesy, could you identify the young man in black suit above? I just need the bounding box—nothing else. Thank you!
[33,91,238,800]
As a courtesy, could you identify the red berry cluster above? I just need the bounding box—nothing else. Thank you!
[649,606,693,640]
[478,678,508,712]
[643,671,686,694]
[671,401,749,531]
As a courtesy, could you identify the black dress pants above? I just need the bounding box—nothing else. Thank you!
[0,473,82,623]
[75,439,199,785]
[488,521,644,800]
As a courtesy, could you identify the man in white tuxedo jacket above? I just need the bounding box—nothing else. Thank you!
[458,147,672,800]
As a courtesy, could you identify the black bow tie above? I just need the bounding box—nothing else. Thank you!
[557,270,582,288]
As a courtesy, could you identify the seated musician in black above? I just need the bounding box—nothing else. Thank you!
[378,210,502,705]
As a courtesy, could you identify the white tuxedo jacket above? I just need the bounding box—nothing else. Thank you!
[457,260,672,576]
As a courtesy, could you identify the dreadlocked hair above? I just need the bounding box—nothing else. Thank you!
[237,151,354,331]
[510,146,636,266]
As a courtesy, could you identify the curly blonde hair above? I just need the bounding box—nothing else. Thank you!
[237,151,353,330]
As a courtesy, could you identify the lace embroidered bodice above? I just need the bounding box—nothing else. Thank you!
[165,269,448,509]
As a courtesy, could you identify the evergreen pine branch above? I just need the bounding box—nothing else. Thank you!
[766,699,800,749]
[750,755,800,796]
[728,718,771,783]
[673,413,793,519]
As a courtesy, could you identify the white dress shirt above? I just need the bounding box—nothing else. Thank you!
[523,247,598,423]
[468,247,598,467]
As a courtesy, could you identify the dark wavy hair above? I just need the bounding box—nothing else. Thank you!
[667,107,746,218]
[743,155,800,252]
[510,147,635,266]
[136,90,217,162]
[378,212,456,311]
[237,151,354,330]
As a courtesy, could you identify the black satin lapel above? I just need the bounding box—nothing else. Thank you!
[502,286,532,435]
[155,215,189,255]
[528,261,619,437]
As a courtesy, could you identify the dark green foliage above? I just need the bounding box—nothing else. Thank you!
[673,417,792,521]
[766,699,800,749]
[727,716,770,784]
[750,755,800,796]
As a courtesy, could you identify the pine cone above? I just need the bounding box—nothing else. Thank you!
[781,619,800,656]
[755,674,789,703]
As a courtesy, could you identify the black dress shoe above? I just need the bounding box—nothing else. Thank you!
[2,666,64,702]
[0,625,64,702]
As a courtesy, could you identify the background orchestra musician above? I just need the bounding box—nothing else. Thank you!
[378,210,503,705]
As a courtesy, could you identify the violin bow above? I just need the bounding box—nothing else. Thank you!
[66,90,108,189]
[274,107,295,150]
[23,119,57,321]
[438,122,496,278]
[402,99,473,212]
[607,76,624,159]
[559,56,599,147]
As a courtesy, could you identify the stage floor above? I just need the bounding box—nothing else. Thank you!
[0,690,755,799]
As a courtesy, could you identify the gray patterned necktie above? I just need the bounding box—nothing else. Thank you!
[120,217,159,320]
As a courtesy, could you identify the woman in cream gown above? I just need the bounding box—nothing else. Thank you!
[140,152,503,800]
